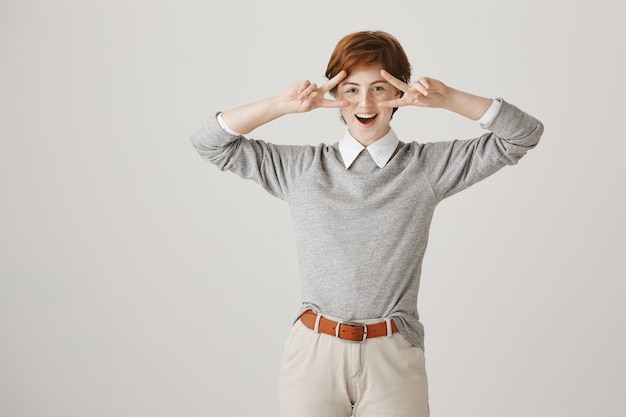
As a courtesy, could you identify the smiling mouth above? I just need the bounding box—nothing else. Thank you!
[355,113,378,126]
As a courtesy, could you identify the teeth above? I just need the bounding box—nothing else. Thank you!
[356,113,376,119]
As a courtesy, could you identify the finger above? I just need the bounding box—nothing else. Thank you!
[380,69,409,92]
[417,76,430,89]
[298,82,318,100]
[319,70,347,94]
[414,77,430,95]
[320,98,349,109]
[378,98,407,108]
[296,80,311,95]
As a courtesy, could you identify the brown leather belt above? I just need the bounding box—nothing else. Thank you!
[299,309,399,342]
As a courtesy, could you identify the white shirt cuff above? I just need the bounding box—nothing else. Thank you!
[478,98,502,126]
[217,112,243,136]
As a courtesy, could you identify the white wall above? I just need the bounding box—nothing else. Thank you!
[1,0,624,416]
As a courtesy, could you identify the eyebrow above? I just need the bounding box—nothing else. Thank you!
[341,79,389,86]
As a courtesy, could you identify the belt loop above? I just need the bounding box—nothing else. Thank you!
[385,318,393,338]
[313,312,322,334]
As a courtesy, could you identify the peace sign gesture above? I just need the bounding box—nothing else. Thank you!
[220,71,349,134]
[378,69,493,120]
[378,70,449,109]
[278,70,349,114]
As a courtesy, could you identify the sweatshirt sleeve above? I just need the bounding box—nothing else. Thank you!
[189,114,315,200]
[420,98,544,201]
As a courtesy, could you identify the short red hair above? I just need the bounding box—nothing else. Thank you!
[325,31,412,96]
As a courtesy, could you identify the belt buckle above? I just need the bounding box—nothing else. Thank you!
[335,320,368,342]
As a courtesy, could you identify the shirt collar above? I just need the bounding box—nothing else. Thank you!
[338,128,400,169]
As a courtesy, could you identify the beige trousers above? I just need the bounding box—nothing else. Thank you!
[278,315,430,417]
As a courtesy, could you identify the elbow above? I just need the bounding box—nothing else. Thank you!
[531,120,545,147]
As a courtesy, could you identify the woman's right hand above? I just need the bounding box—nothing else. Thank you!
[277,70,349,114]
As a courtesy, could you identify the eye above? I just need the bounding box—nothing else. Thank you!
[346,87,357,94]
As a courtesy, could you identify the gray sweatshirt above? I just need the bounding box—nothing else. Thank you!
[190,98,544,349]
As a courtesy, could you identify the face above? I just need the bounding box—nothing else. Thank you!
[335,64,402,146]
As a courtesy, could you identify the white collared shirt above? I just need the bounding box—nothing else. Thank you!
[338,128,399,169]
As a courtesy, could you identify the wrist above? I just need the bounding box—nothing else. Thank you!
[443,88,492,120]
[268,95,293,118]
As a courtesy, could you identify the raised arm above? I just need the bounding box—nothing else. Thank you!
[379,69,492,121]
[221,71,349,134]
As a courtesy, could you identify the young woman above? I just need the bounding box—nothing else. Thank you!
[191,30,543,417]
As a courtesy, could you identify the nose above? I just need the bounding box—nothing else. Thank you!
[358,90,374,106]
